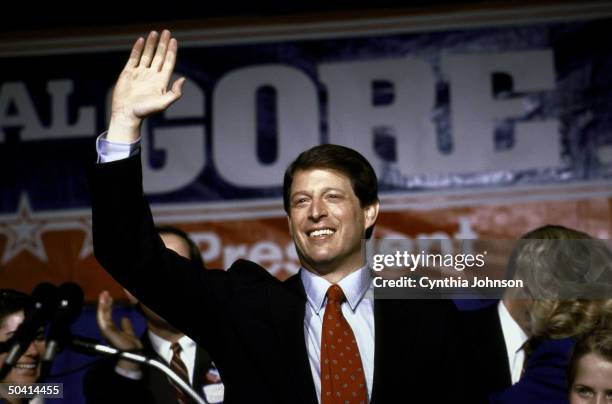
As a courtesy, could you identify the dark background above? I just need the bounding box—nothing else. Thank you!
[0,0,573,36]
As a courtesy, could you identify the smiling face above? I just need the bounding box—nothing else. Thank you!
[0,310,44,384]
[570,353,612,404]
[288,168,378,282]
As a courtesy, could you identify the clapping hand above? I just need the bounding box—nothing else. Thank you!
[96,290,143,372]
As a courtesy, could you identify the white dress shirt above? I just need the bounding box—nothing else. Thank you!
[498,301,529,384]
[96,133,139,163]
[301,266,375,403]
[148,331,198,383]
[113,331,198,382]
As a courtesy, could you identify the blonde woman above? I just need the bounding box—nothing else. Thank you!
[491,226,612,403]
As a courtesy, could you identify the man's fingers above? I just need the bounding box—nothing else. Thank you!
[112,31,181,126]
[97,290,111,313]
[161,37,178,77]
[163,77,186,107]
[124,37,144,69]
[151,30,171,71]
[139,31,159,68]
[171,77,186,96]
[120,317,137,337]
[96,291,115,329]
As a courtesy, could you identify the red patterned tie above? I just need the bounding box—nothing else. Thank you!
[169,342,191,404]
[320,284,367,404]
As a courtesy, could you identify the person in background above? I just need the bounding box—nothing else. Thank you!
[461,225,592,403]
[0,289,46,404]
[83,226,223,404]
[567,325,612,404]
[489,227,612,403]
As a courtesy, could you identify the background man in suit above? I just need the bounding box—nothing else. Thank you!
[88,29,465,403]
[84,227,223,404]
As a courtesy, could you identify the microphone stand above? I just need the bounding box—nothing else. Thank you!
[70,337,207,404]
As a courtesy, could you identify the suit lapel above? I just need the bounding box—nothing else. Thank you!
[370,299,419,404]
[269,274,318,404]
[460,302,513,399]
[370,299,385,404]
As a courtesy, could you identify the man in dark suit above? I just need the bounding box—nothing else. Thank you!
[460,301,519,403]
[83,309,217,404]
[89,29,465,403]
[83,227,223,404]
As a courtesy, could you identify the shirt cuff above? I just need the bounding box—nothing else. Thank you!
[96,132,141,163]
[114,364,143,380]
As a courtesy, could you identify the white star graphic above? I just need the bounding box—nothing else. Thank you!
[1,193,48,264]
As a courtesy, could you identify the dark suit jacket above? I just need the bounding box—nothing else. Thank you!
[459,302,512,404]
[88,154,467,403]
[83,331,213,403]
[489,338,574,404]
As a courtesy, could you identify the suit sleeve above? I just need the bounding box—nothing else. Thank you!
[87,153,259,354]
[83,358,152,404]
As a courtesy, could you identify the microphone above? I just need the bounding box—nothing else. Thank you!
[68,335,123,357]
[67,336,207,404]
[41,283,84,372]
[0,283,57,379]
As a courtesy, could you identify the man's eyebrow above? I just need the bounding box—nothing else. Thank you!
[323,187,345,193]
[292,187,344,196]
[290,190,311,198]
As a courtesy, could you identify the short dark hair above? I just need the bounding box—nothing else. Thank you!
[155,226,204,269]
[0,289,32,325]
[283,144,379,238]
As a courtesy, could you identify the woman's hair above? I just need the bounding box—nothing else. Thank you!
[506,225,592,293]
[506,225,612,339]
[567,323,612,385]
[529,299,612,339]
[0,289,32,326]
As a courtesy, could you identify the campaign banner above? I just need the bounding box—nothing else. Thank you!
[1,4,611,301]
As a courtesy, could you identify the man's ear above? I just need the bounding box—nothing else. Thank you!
[364,201,380,229]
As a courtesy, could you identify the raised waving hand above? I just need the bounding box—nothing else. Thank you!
[107,30,185,143]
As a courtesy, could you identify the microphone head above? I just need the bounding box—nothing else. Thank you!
[39,283,84,366]
[56,282,84,322]
[30,282,58,318]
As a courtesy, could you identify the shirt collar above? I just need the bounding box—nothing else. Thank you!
[147,329,196,358]
[300,265,371,314]
[498,300,529,355]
